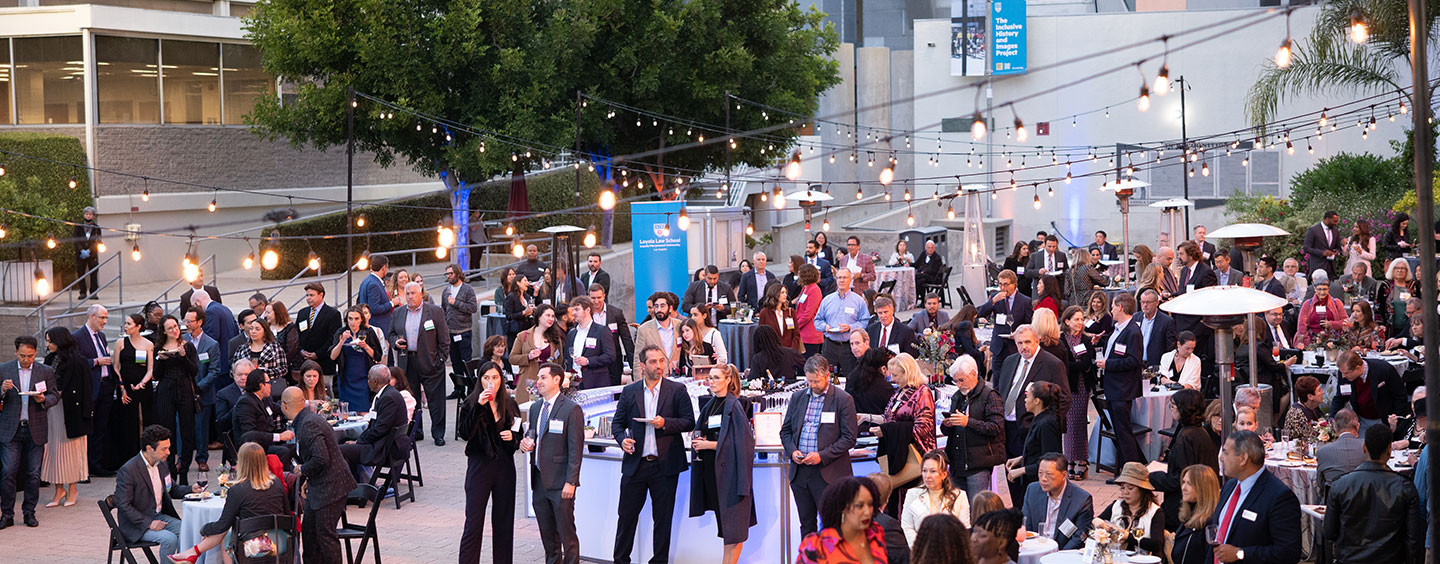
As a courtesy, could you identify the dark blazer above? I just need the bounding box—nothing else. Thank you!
[1137,311,1177,368]
[214,382,242,434]
[594,304,634,386]
[0,360,59,444]
[915,251,945,286]
[358,272,395,333]
[330,325,383,378]
[48,351,94,438]
[292,407,358,510]
[564,322,616,390]
[1022,480,1095,550]
[907,309,950,334]
[198,479,291,537]
[1315,433,1367,492]
[1088,241,1119,261]
[232,392,281,448]
[1303,223,1343,276]
[185,333,224,407]
[73,325,111,402]
[503,291,534,336]
[1024,250,1069,291]
[994,349,1069,434]
[687,394,757,544]
[976,291,1034,363]
[356,386,409,466]
[875,512,911,564]
[867,320,918,357]
[1209,469,1303,564]
[1330,359,1408,425]
[1150,424,1221,531]
[1322,460,1425,564]
[293,303,343,374]
[1196,241,1218,265]
[1022,410,1063,480]
[1254,276,1286,299]
[757,306,801,350]
[681,279,737,316]
[387,302,450,378]
[737,269,778,309]
[578,267,611,294]
[526,393,585,490]
[203,302,240,375]
[179,285,222,318]
[611,378,696,476]
[778,384,858,484]
[113,453,187,543]
[804,256,837,294]
[750,347,806,382]
[1101,319,1147,402]
[1215,267,1244,286]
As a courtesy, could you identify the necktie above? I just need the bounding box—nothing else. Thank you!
[309,307,317,328]
[93,331,110,379]
[535,400,552,460]
[709,286,716,303]
[1047,253,1054,271]
[881,326,889,347]
[1215,485,1242,563]
[1006,358,1031,415]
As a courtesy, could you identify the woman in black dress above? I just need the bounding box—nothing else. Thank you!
[1147,389,1219,532]
[168,442,290,563]
[690,364,756,564]
[503,275,536,345]
[846,347,896,419]
[457,360,521,564]
[154,315,199,483]
[105,313,152,471]
[1002,242,1033,297]
[748,325,804,383]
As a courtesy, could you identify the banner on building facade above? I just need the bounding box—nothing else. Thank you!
[950,0,987,76]
[992,0,1027,75]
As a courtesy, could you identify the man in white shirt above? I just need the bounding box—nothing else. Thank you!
[739,251,774,309]
[0,336,58,528]
[1021,453,1094,550]
[636,292,680,372]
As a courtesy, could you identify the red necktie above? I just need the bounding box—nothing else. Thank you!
[1215,484,1242,563]
[881,326,889,347]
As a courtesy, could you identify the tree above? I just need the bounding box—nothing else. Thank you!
[243,0,839,195]
[1245,0,1439,134]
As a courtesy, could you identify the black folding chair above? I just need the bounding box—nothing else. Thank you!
[231,514,299,564]
[876,279,897,297]
[400,408,424,489]
[921,265,954,308]
[99,495,162,564]
[1091,393,1152,475]
[340,484,384,564]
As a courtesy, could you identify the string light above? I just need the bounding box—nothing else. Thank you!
[1154,43,1171,96]
[208,195,217,213]
[677,207,690,231]
[1286,140,1294,155]
[131,244,142,262]
[946,205,955,220]
[504,223,516,237]
[260,241,280,270]
[822,215,831,232]
[68,173,78,189]
[1012,105,1028,143]
[879,160,895,186]
[45,235,56,249]
[1319,109,1329,127]
[856,187,863,200]
[511,239,525,258]
[437,224,456,247]
[772,186,786,209]
[95,240,106,254]
[435,246,448,259]
[0,163,5,176]
[354,251,369,271]
[906,206,915,227]
[243,250,256,270]
[785,151,802,181]
[745,219,755,236]
[970,112,987,141]
[1349,6,1368,44]
[1033,191,1042,210]
[659,215,671,237]
[33,266,49,297]
[1275,10,1293,68]
[1201,161,1210,176]
[356,213,366,228]
[583,225,597,248]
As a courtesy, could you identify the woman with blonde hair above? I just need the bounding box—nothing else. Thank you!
[168,443,290,563]
[689,364,756,564]
[1136,263,1165,302]
[1171,464,1220,564]
[1131,244,1154,284]
[1066,249,1110,307]
[970,491,1006,518]
[876,353,936,503]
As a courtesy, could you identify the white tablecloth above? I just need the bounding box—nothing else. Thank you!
[334,418,368,441]
[1040,549,1087,564]
[1090,387,1179,468]
[1020,536,1060,564]
[179,496,227,564]
[875,266,917,310]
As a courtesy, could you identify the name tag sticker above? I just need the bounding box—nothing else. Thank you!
[511,417,523,432]
[820,411,836,424]
[785,318,795,329]
[1187,284,1196,293]
[584,337,597,349]
[887,344,900,354]
[1340,384,1353,395]
[33,381,46,394]
[452,334,463,342]
[1242,510,1257,522]
[843,307,856,315]
[1084,318,1095,328]
[1114,344,1127,355]
[298,320,309,332]
[1401,292,1412,300]
[548,420,564,434]
[423,319,436,331]
[797,294,808,304]
[719,297,729,305]
[198,353,209,362]
[1072,344,1086,355]
[608,323,618,332]
[708,415,721,428]
[1016,267,1026,275]
[996,313,1008,326]
[1059,519,1077,536]
[1204,252,1212,260]
[136,350,147,363]
[1315,305,1326,314]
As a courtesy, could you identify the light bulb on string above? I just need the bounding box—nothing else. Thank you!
[68,174,78,189]
[0,163,6,176]
[879,162,894,186]
[182,255,200,282]
[1201,162,1210,177]
[1308,143,1314,155]
[131,244,142,262]
[970,112,987,141]
[583,226,597,248]
[1350,6,1368,44]
[1242,157,1250,167]
[785,151,802,181]
[96,240,106,254]
[243,250,256,270]
[511,239,525,258]
[906,208,915,227]
[208,197,217,213]
[435,246,448,259]
[946,205,956,220]
[1064,172,1072,184]
[659,216,671,237]
[1033,192,1042,210]
[260,242,280,271]
[1275,39,1292,68]
[354,251,369,271]
[504,223,515,237]
[46,236,56,249]
[1286,141,1294,155]
[437,224,456,247]
[822,216,831,232]
[1048,185,1055,197]
[677,207,690,231]
[33,267,49,298]
[1153,61,1170,96]
[856,187,863,200]
[1137,85,1151,112]
[1012,110,1028,143]
[745,219,755,236]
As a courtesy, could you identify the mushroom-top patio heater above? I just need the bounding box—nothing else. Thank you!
[1100,178,1149,285]
[1161,285,1288,436]
[539,225,585,308]
[1148,198,1194,258]
[1206,223,1292,278]
[787,185,834,233]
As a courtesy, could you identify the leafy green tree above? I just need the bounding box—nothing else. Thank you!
[244,0,839,195]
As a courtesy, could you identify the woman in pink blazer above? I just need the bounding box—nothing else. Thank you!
[794,264,825,358]
[1295,282,1347,347]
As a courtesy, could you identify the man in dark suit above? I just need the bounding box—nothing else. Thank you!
[1322,423,1425,564]
[994,325,1068,505]
[1332,350,1408,430]
[1213,248,1244,285]
[178,266,222,319]
[1303,211,1344,280]
[280,387,357,564]
[681,265,737,317]
[226,309,256,368]
[192,290,238,378]
[520,363,585,564]
[591,284,634,386]
[1253,256,1286,298]
[339,366,409,481]
[1316,408,1366,491]
[1021,454,1094,550]
[75,304,118,476]
[737,251,777,309]
[1174,241,1218,389]
[1088,230,1119,261]
[563,296,616,390]
[113,426,196,557]
[293,282,343,376]
[610,345,696,564]
[230,359,294,463]
[977,270,1034,369]
[358,254,398,335]
[914,240,946,292]
[804,241,837,295]
[867,296,918,357]
[73,206,101,300]
[183,308,224,473]
[1098,293,1147,478]
[1136,290,1176,369]
[779,356,859,536]
[908,293,950,333]
[579,252,611,295]
[1211,430,1302,564]
[0,336,58,528]
[212,364,245,465]
[388,281,450,445]
[1192,225,1218,266]
[1024,235,1069,294]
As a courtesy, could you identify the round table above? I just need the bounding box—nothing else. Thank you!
[1020,536,1060,564]
[717,320,758,371]
[333,418,369,441]
[1090,386,1179,468]
[1039,549,1087,564]
[874,266,917,310]
[179,495,227,564]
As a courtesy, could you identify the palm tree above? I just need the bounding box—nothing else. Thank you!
[1245,0,1439,134]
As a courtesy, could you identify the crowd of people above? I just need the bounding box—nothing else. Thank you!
[0,209,1436,563]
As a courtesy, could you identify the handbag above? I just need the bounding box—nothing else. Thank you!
[239,530,278,558]
[878,444,923,488]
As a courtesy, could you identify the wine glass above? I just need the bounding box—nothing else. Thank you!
[196,472,209,495]
[1205,524,1221,546]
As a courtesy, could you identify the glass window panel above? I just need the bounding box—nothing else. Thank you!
[0,40,11,125]
[96,36,160,124]
[162,40,220,124]
[13,36,84,124]
[222,44,272,124]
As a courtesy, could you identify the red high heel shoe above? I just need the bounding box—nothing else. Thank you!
[169,547,200,563]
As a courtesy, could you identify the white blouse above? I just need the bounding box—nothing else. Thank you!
[901,487,971,547]
[1158,350,1202,390]
[702,327,729,365]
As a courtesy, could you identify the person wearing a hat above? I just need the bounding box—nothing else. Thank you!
[1094,461,1164,556]
[73,206,101,300]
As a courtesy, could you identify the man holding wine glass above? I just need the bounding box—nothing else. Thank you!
[1209,431,1302,563]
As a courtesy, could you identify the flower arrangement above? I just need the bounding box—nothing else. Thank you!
[915,328,957,383]
[1311,328,1344,352]
[1314,418,1337,443]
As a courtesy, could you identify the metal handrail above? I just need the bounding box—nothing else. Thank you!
[23,252,123,336]
[369,235,549,270]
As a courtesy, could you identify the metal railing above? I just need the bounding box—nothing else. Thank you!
[27,255,214,336]
[24,252,124,337]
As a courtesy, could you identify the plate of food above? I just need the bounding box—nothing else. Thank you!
[1025,531,1039,540]
[1278,460,1304,467]
[183,492,212,501]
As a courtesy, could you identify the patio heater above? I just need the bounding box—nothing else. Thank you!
[1161,285,1288,436]
[1099,178,1149,285]
[539,225,585,308]
[1207,223,1291,278]
[786,184,834,233]
[1148,198,1193,257]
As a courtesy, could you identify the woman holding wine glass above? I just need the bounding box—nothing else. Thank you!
[457,361,521,564]
[1094,462,1165,555]
[1171,465,1220,564]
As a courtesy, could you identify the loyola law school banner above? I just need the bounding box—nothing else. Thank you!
[630,201,690,321]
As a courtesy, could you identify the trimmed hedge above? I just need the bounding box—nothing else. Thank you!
[0,132,93,289]
[260,167,622,278]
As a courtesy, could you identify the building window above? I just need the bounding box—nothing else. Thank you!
[222,44,271,125]
[13,36,83,124]
[0,40,11,125]
[162,40,220,124]
[96,36,160,124]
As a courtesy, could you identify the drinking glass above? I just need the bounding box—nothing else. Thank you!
[1205,524,1221,546]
